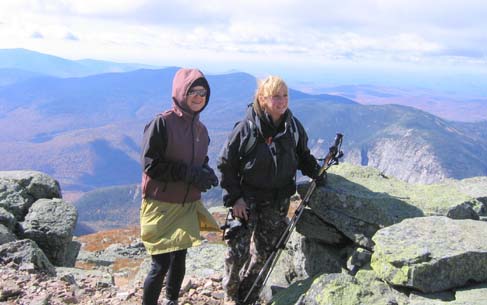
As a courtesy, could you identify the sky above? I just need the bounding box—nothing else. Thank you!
[1,0,487,94]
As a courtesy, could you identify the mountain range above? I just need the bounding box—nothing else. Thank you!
[0,48,158,79]
[1,49,487,195]
[319,84,487,122]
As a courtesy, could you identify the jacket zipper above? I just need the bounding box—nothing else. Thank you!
[182,115,196,204]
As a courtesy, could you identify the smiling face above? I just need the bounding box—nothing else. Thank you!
[185,85,207,113]
[258,84,289,123]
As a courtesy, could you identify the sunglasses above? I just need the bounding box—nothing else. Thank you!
[187,89,207,97]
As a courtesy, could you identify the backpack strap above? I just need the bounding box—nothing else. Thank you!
[243,116,300,156]
[243,120,259,156]
[289,116,299,148]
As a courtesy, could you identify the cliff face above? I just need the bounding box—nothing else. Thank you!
[340,117,487,184]
[347,135,448,184]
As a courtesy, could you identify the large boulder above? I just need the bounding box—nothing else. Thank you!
[0,178,32,220]
[371,216,487,293]
[0,207,17,231]
[0,224,16,245]
[21,198,78,266]
[0,239,55,275]
[295,209,346,244]
[299,163,486,248]
[444,176,487,216]
[262,231,348,303]
[0,171,61,220]
[271,270,408,305]
[0,171,61,200]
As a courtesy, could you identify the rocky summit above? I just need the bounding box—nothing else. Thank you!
[2,166,487,304]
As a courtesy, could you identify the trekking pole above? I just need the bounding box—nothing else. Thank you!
[243,133,344,305]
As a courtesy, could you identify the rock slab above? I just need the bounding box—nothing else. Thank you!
[371,216,487,293]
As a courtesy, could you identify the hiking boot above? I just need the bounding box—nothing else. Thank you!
[162,299,178,305]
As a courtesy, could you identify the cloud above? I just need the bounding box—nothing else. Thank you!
[0,0,486,72]
[64,32,79,41]
[31,31,44,39]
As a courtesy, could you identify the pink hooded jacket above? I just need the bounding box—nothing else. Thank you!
[141,68,211,203]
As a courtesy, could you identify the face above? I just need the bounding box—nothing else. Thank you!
[259,85,288,122]
[185,85,207,113]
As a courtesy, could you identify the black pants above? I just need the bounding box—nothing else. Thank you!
[142,249,187,305]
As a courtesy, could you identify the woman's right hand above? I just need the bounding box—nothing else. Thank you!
[232,198,248,221]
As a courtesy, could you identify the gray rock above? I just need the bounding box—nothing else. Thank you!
[271,270,408,305]
[347,247,372,272]
[0,177,33,219]
[103,241,146,259]
[296,209,346,244]
[299,163,487,249]
[327,163,486,216]
[21,198,78,266]
[447,176,487,216]
[286,232,344,281]
[299,177,423,249]
[0,171,61,200]
[408,284,487,305]
[64,240,82,267]
[0,224,17,245]
[186,242,226,278]
[371,216,487,293]
[55,267,114,288]
[447,202,480,220]
[408,290,455,304]
[454,282,487,305]
[0,239,55,275]
[0,207,17,231]
[76,240,146,269]
[0,171,61,220]
[263,231,346,303]
[76,249,116,267]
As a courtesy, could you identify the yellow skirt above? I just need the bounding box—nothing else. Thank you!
[140,198,220,255]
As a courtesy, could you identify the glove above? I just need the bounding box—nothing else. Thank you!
[312,165,327,187]
[186,164,219,192]
[314,171,327,187]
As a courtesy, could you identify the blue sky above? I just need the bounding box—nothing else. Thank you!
[1,0,487,94]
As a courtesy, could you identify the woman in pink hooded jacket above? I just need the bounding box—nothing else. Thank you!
[140,68,220,305]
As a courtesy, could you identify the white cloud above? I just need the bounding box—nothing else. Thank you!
[64,32,79,41]
[30,31,43,39]
[0,0,486,75]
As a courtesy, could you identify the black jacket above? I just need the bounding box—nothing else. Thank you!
[218,105,319,207]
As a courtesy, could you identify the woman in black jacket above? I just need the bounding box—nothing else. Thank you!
[218,75,322,305]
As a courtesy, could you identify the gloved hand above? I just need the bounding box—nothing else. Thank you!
[312,164,327,187]
[314,171,327,187]
[186,164,219,192]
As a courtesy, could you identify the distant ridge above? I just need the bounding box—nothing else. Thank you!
[0,68,45,87]
[0,48,159,77]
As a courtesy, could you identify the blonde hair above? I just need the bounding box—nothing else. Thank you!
[252,75,289,115]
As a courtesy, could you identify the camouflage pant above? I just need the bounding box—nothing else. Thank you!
[223,197,290,304]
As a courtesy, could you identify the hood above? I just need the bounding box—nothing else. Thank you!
[171,68,211,115]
